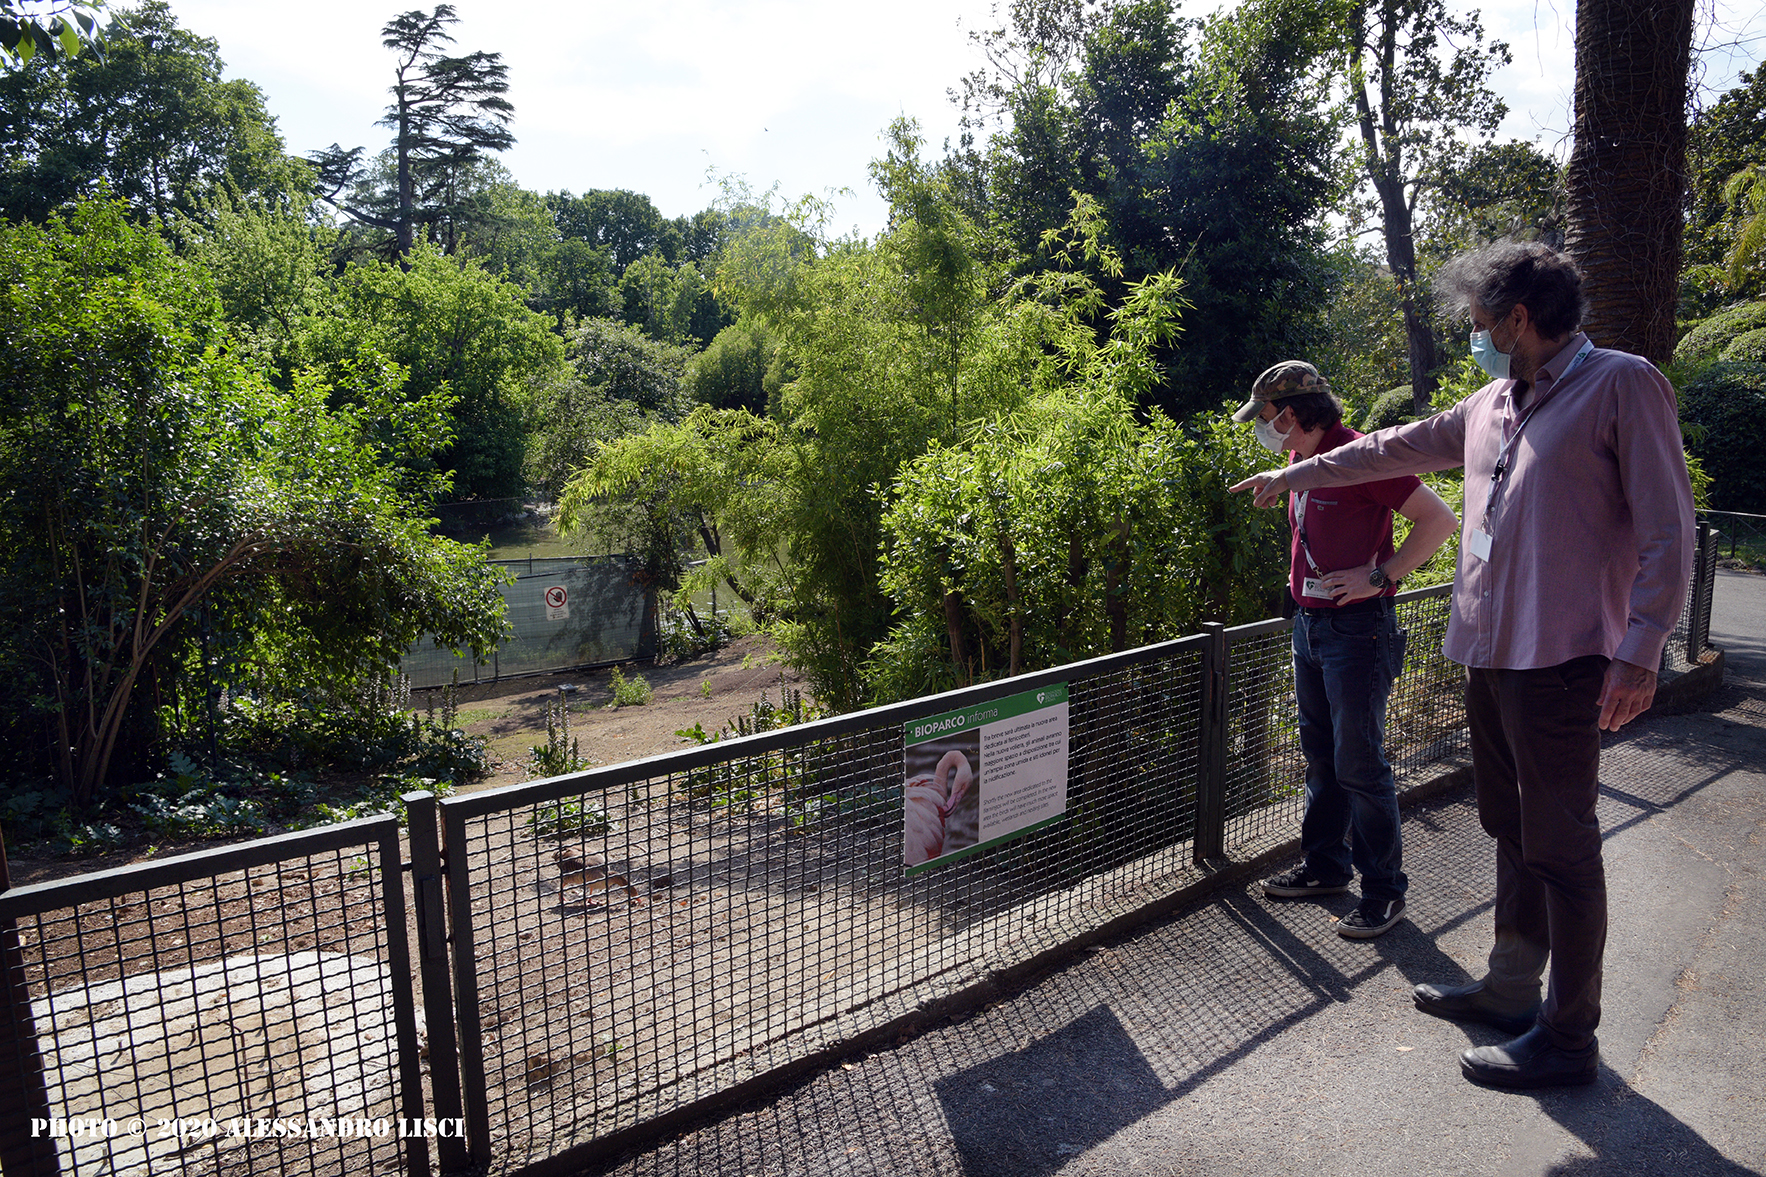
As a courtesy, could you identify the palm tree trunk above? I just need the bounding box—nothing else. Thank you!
[1563,0,1696,365]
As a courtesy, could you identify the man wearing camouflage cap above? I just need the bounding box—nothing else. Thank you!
[1232,361,1457,938]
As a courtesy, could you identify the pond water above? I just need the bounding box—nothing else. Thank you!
[444,513,589,562]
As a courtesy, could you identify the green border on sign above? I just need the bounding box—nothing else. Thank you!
[903,683,1070,747]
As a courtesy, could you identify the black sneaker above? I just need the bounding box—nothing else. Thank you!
[1338,896,1405,939]
[1262,866,1351,899]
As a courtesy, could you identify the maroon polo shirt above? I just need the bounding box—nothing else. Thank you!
[1286,424,1421,608]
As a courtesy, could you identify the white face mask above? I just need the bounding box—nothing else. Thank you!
[1254,414,1289,453]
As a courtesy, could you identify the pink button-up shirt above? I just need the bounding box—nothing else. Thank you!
[1284,333,1695,671]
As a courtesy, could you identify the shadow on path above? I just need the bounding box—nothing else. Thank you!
[594,679,1766,1177]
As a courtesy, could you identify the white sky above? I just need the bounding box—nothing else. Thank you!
[166,0,1765,240]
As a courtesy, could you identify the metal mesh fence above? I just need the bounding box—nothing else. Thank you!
[402,556,654,689]
[1385,589,1470,780]
[436,641,1217,1173]
[430,591,1474,1173]
[0,819,424,1177]
[1221,619,1303,853]
[1705,510,1766,565]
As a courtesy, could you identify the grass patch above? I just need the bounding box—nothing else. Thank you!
[452,706,511,727]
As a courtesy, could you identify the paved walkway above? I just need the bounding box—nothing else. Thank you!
[591,572,1766,1177]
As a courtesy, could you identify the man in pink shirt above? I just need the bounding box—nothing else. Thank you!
[1232,242,1695,1089]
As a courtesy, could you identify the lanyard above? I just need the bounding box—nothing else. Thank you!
[1480,339,1594,528]
[1292,489,1382,579]
[1292,490,1325,575]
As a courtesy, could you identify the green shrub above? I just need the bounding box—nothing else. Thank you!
[1679,361,1766,512]
[1361,386,1420,432]
[606,667,653,707]
[1675,300,1766,368]
[1722,327,1766,363]
[215,676,489,786]
[656,606,738,661]
[524,797,612,838]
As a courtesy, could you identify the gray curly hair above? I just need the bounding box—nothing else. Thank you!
[1434,242,1586,340]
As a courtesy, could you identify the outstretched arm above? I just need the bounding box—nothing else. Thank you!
[1228,468,1290,509]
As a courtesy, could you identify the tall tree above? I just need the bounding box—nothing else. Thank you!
[1563,0,1695,364]
[1327,0,1511,411]
[0,200,505,804]
[951,0,1340,417]
[314,4,513,258]
[549,188,680,271]
[0,0,298,222]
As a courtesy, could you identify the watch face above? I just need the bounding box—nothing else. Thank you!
[1369,567,1387,588]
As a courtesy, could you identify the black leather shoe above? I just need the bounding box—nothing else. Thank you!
[1460,1025,1598,1089]
[1413,979,1540,1037]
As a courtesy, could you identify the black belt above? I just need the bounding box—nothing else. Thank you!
[1297,595,1392,618]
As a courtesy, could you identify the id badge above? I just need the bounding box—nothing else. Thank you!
[1302,577,1328,600]
[1468,528,1494,563]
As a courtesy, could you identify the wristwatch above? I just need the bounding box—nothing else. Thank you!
[1368,564,1395,590]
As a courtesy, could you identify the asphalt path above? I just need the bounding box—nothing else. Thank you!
[1713,569,1766,682]
[591,572,1766,1177]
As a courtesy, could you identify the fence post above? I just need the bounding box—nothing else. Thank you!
[377,822,433,1177]
[1690,521,1715,663]
[1195,622,1228,862]
[0,833,58,1177]
[405,792,472,1175]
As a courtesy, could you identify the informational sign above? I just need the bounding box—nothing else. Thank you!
[544,585,569,621]
[902,683,1069,874]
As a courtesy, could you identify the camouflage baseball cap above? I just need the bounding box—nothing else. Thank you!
[1231,360,1332,423]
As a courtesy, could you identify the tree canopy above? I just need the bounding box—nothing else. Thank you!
[0,200,505,804]
[0,0,301,222]
[293,243,566,501]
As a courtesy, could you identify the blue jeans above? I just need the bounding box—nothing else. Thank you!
[1292,599,1408,902]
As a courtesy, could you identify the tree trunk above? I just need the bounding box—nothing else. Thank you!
[1563,0,1695,365]
[393,65,415,259]
[1353,0,1441,414]
[996,521,1023,677]
[1105,514,1130,653]
[943,589,971,686]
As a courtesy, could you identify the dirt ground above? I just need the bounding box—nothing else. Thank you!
[429,634,808,792]
[2,637,806,888]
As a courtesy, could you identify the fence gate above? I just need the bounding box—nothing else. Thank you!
[0,817,430,1177]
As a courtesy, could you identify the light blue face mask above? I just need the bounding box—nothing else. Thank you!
[1470,329,1510,380]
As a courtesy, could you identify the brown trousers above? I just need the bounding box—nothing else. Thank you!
[1464,655,1609,1049]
